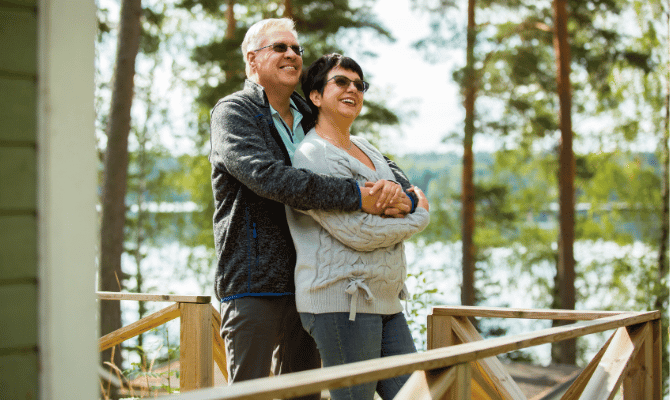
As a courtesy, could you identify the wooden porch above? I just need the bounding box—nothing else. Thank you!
[98,292,663,399]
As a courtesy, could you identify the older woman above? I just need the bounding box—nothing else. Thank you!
[285,54,430,400]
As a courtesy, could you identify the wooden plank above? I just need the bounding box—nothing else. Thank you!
[394,367,456,400]
[0,77,36,142]
[97,291,211,304]
[99,303,180,352]
[578,323,649,400]
[623,321,654,399]
[471,362,505,400]
[427,314,455,350]
[0,352,38,400]
[454,363,471,399]
[0,216,36,279]
[211,305,228,382]
[432,306,626,320]
[211,304,222,327]
[0,284,37,349]
[651,318,662,400]
[0,8,37,75]
[560,329,614,400]
[0,148,36,210]
[451,316,526,400]
[180,303,213,392]
[212,325,227,383]
[160,311,659,400]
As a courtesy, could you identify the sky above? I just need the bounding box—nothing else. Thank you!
[366,0,467,155]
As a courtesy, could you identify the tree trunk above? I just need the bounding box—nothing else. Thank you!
[655,8,669,387]
[226,0,235,38]
[284,0,293,19]
[225,0,236,82]
[134,130,147,352]
[461,0,477,308]
[99,0,142,394]
[551,0,576,365]
[656,3,669,317]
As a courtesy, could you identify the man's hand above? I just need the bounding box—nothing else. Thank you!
[407,186,429,211]
[360,180,412,217]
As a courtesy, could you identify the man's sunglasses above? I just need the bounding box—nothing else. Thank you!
[253,42,304,56]
[326,75,370,93]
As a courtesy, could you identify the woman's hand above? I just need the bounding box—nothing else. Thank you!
[407,186,429,211]
[365,180,403,210]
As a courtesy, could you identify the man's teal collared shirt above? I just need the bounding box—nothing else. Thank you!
[269,99,305,160]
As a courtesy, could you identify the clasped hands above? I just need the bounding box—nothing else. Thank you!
[361,180,428,217]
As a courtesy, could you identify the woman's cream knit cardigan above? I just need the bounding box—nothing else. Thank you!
[286,130,430,321]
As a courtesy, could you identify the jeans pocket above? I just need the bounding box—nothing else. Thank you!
[299,313,315,335]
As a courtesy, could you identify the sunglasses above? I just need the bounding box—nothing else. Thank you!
[253,42,304,56]
[326,75,370,93]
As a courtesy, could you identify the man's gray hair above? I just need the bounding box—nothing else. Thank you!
[241,18,299,77]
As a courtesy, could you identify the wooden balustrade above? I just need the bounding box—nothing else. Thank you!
[97,292,228,393]
[158,306,661,400]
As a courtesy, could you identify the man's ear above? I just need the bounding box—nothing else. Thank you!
[246,52,257,72]
[309,90,322,108]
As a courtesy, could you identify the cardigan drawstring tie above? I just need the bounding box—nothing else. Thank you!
[345,277,375,321]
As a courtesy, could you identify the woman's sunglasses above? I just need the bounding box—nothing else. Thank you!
[326,75,370,93]
[253,42,304,56]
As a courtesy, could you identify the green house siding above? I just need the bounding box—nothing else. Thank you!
[0,2,38,399]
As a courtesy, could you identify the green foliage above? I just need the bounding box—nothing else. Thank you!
[578,151,662,244]
[180,0,398,146]
[120,326,181,397]
[401,146,665,371]
[173,153,216,248]
[405,269,439,351]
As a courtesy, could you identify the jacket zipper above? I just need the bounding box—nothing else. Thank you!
[245,208,253,292]
[253,222,259,273]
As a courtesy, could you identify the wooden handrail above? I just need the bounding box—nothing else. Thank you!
[99,303,181,352]
[97,292,226,393]
[431,305,628,320]
[97,291,211,303]
[96,297,660,399]
[159,309,661,400]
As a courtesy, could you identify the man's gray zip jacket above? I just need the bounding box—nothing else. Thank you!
[209,79,416,302]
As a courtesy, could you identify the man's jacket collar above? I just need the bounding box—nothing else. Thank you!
[243,79,270,107]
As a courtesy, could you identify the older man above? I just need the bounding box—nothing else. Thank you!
[209,18,417,391]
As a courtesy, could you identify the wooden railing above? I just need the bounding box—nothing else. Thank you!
[160,306,662,400]
[97,292,228,392]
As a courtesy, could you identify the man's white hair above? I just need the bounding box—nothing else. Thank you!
[241,18,299,77]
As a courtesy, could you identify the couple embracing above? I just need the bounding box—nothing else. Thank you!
[209,18,430,400]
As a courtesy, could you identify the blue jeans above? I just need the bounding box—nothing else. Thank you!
[300,312,416,400]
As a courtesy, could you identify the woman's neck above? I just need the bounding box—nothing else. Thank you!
[315,116,353,150]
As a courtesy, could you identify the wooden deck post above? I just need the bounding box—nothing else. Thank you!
[427,313,456,350]
[454,363,471,399]
[651,318,662,400]
[180,302,213,392]
[623,321,661,400]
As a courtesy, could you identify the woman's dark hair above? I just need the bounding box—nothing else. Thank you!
[301,53,365,119]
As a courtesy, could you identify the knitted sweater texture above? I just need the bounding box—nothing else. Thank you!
[286,130,430,319]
